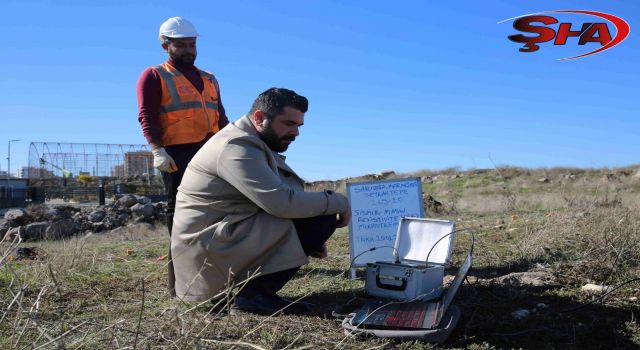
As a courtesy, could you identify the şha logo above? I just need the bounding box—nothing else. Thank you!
[501,10,630,60]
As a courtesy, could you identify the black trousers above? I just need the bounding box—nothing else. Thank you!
[161,142,206,295]
[238,215,339,297]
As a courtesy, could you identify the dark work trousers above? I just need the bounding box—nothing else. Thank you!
[161,141,207,296]
[238,215,339,298]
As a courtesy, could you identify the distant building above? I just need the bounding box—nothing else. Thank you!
[124,151,153,177]
[16,166,54,179]
[111,164,125,177]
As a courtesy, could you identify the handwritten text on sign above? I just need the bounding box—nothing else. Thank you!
[348,178,424,266]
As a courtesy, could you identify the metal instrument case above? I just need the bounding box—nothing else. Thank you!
[365,217,456,301]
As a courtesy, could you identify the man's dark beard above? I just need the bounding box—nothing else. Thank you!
[171,53,196,66]
[260,123,295,153]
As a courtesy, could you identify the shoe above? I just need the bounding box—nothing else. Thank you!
[309,244,328,259]
[231,293,312,316]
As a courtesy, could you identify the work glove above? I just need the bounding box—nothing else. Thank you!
[151,147,178,173]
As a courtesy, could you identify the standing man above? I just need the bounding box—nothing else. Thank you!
[171,88,351,314]
[137,17,228,296]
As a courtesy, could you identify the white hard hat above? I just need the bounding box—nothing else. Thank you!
[158,17,199,41]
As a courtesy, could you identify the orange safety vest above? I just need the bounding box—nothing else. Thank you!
[153,62,221,146]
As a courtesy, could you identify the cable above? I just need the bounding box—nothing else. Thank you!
[559,277,640,313]
[424,228,475,266]
[348,245,398,270]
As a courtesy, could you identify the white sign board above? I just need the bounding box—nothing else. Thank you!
[347,177,424,267]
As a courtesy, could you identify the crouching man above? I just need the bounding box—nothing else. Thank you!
[171,88,351,314]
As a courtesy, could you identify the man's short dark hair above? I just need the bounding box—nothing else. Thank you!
[248,88,308,120]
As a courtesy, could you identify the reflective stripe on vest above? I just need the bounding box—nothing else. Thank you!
[154,63,220,146]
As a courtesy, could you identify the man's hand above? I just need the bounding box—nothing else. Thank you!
[336,205,352,228]
[151,147,178,173]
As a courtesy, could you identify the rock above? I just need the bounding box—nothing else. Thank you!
[536,303,549,310]
[45,219,76,239]
[116,194,138,208]
[492,271,557,287]
[629,297,638,302]
[0,221,10,240]
[376,170,395,179]
[54,205,81,216]
[4,209,31,226]
[424,194,443,213]
[23,222,48,241]
[511,308,531,320]
[88,209,107,223]
[581,283,613,293]
[538,177,550,183]
[116,213,131,223]
[112,204,131,215]
[91,222,107,233]
[131,203,154,219]
[102,216,120,230]
[45,208,63,221]
[136,196,152,205]
[76,220,92,233]
[15,247,47,260]
[421,176,433,184]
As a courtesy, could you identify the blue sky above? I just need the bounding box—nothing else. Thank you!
[2,0,638,180]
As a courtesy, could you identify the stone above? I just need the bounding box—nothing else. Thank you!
[45,208,63,221]
[4,209,31,226]
[581,283,613,293]
[0,221,10,240]
[23,222,48,241]
[91,222,107,233]
[376,170,395,179]
[116,194,138,208]
[131,203,154,219]
[53,205,81,217]
[424,194,443,213]
[15,247,47,260]
[45,219,76,239]
[116,213,131,223]
[492,271,557,287]
[538,177,550,183]
[136,196,152,205]
[511,308,531,320]
[88,209,107,223]
[536,303,549,310]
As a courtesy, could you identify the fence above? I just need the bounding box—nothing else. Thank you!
[0,185,166,209]
[0,188,30,208]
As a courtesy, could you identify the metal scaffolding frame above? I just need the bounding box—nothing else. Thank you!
[28,142,154,179]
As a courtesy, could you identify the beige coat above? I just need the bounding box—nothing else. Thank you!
[171,116,349,301]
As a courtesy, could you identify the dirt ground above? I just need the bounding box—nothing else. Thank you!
[1,165,639,349]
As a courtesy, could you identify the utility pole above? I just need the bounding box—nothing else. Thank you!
[7,139,20,187]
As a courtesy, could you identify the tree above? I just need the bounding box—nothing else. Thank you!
[77,174,95,200]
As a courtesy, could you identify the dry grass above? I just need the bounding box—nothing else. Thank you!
[1,165,640,349]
